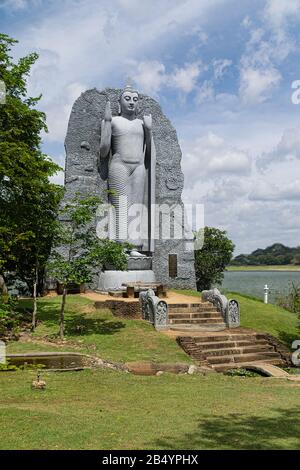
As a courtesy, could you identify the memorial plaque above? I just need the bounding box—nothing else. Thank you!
[169,254,178,278]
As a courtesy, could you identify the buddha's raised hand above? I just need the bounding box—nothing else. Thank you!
[143,113,152,131]
[104,101,112,122]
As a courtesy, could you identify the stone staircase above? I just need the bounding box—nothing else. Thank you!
[177,332,288,372]
[168,302,226,331]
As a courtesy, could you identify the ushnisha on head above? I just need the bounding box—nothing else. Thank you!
[119,85,139,117]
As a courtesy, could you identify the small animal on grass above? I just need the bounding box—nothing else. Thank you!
[31,372,46,390]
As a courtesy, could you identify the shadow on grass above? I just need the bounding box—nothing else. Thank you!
[65,315,126,336]
[152,407,300,450]
[36,300,126,336]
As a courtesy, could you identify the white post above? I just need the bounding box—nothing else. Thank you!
[0,340,6,364]
[264,284,269,304]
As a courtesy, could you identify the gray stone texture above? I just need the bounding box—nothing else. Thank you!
[64,88,196,289]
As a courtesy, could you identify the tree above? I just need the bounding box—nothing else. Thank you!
[47,195,128,339]
[194,226,235,291]
[0,34,63,327]
[292,254,300,266]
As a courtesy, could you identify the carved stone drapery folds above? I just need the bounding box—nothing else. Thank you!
[202,288,240,328]
[139,289,168,330]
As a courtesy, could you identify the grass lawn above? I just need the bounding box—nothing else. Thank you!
[0,368,299,450]
[176,290,300,347]
[7,295,192,364]
[2,290,300,450]
[227,265,300,271]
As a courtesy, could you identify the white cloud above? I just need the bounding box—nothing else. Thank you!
[12,0,223,142]
[263,0,300,30]
[187,25,208,45]
[183,132,251,182]
[205,177,251,203]
[213,58,232,80]
[239,66,281,104]
[126,60,166,96]
[249,179,300,201]
[43,82,87,142]
[170,61,203,93]
[126,60,203,96]
[238,1,300,104]
[258,127,300,169]
[195,80,215,104]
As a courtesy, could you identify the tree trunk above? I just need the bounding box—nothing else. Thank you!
[32,266,38,331]
[59,286,67,339]
[0,274,8,296]
[37,268,46,296]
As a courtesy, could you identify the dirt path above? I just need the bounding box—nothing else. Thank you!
[81,290,203,304]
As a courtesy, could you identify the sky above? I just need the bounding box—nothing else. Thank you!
[1,0,300,255]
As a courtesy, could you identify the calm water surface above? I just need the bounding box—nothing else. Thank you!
[219,271,300,303]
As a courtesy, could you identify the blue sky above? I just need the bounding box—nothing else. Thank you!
[1,0,300,254]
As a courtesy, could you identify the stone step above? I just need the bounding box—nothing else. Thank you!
[199,345,274,357]
[170,324,227,332]
[194,333,266,343]
[169,317,225,324]
[206,351,280,365]
[168,306,217,313]
[168,302,209,310]
[169,312,221,319]
[212,358,285,373]
[198,339,269,350]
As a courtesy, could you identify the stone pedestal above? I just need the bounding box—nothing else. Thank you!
[127,256,152,270]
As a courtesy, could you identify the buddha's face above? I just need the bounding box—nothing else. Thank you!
[120,91,139,115]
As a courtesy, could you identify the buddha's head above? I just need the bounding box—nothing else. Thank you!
[119,85,139,117]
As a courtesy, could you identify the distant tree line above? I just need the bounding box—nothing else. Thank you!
[231,243,300,266]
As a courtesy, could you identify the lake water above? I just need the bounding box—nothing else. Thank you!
[219,271,300,303]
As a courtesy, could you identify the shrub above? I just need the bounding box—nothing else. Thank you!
[225,368,261,377]
[0,296,21,340]
[276,283,300,315]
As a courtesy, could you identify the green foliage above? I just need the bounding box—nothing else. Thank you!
[276,283,300,316]
[194,227,235,291]
[0,359,45,371]
[48,195,128,286]
[0,33,63,291]
[225,368,261,377]
[284,368,300,375]
[0,295,20,339]
[0,361,18,371]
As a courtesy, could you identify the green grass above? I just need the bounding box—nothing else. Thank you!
[7,295,192,364]
[0,369,299,450]
[175,290,300,347]
[2,291,300,450]
[227,265,300,271]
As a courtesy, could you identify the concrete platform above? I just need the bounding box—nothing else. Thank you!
[97,270,155,291]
